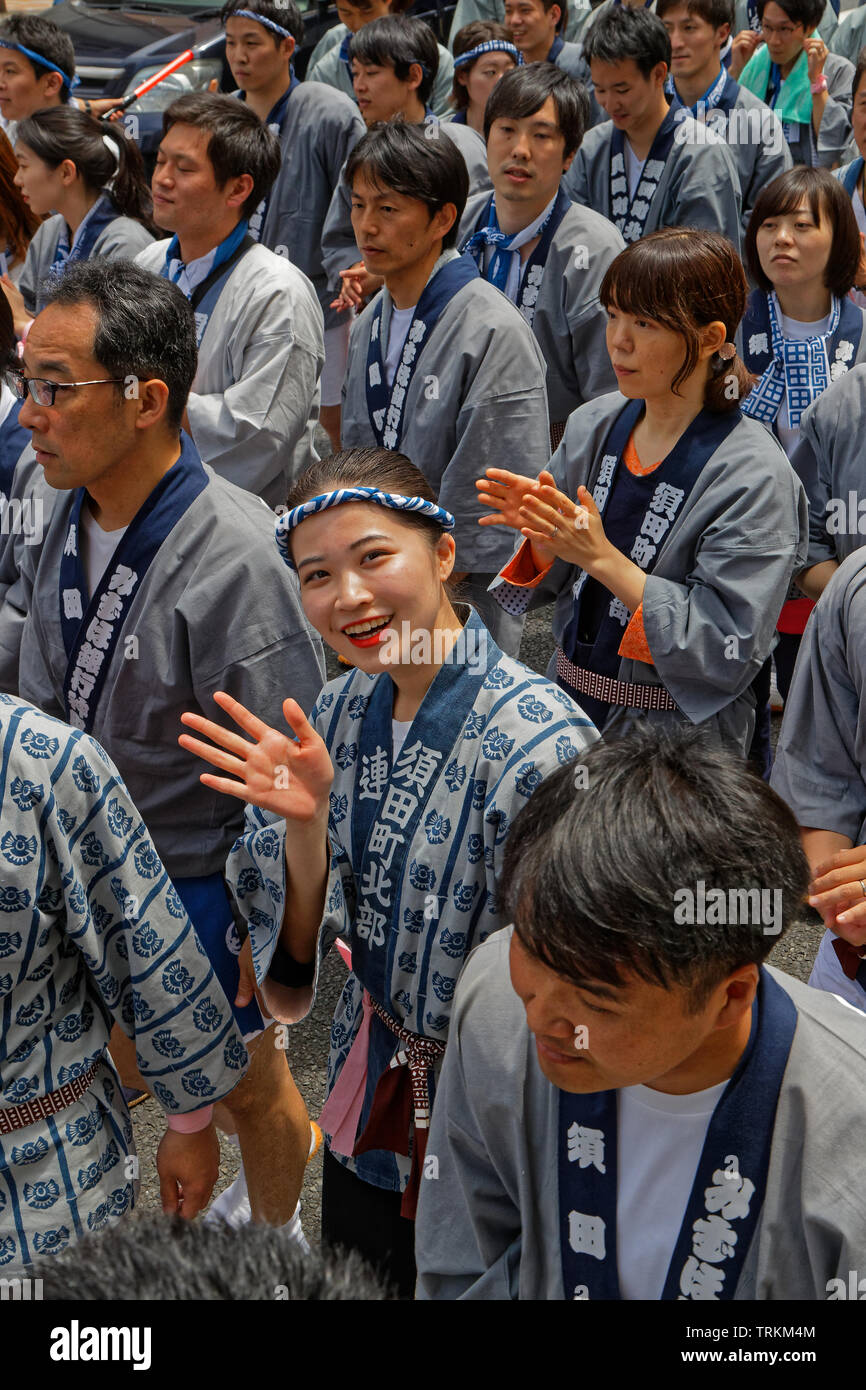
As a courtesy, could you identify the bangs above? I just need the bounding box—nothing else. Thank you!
[600,246,684,332]
[757,176,827,228]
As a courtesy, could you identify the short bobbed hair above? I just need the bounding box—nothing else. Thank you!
[744,166,862,298]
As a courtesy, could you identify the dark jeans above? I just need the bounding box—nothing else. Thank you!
[320,1145,417,1299]
[773,631,802,702]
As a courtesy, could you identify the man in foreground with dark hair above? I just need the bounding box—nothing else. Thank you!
[459,62,621,446]
[7,259,326,1244]
[136,92,324,507]
[416,724,866,1299]
[564,5,743,249]
[339,119,550,653]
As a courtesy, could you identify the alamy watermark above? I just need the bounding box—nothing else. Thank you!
[673,880,783,935]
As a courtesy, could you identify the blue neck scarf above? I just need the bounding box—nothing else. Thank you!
[739,290,859,428]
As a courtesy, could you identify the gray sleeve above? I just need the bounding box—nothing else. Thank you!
[431,45,455,117]
[816,58,854,167]
[672,142,743,254]
[771,576,866,841]
[829,8,866,62]
[320,175,359,289]
[562,146,591,207]
[565,267,619,406]
[447,0,500,47]
[795,393,844,568]
[0,459,55,697]
[740,117,792,231]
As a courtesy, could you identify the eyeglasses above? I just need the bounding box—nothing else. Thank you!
[760,21,799,36]
[4,370,126,408]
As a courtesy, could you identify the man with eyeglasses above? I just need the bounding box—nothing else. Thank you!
[730,0,853,166]
[1,257,327,1246]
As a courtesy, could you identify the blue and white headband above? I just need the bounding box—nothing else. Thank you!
[230,9,293,39]
[275,487,455,569]
[0,39,79,91]
[452,40,523,69]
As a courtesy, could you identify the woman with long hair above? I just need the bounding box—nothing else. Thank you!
[478,227,805,755]
[0,128,40,285]
[178,447,597,1296]
[1,105,154,335]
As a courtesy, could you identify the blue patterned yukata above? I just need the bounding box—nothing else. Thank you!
[0,697,249,1272]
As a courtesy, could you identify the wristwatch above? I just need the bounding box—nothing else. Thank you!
[810,74,828,95]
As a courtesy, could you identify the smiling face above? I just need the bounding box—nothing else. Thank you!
[509,930,756,1094]
[660,3,728,83]
[754,194,834,294]
[12,139,70,218]
[760,0,806,69]
[504,0,560,56]
[224,15,294,95]
[290,500,456,668]
[0,47,63,122]
[590,56,666,133]
[487,93,573,211]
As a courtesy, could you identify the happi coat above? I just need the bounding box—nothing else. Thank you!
[0,697,249,1272]
[19,204,153,317]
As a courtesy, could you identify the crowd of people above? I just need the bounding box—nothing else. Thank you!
[0,0,865,1303]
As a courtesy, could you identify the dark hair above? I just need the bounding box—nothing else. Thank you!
[535,0,569,33]
[854,46,866,101]
[16,106,155,231]
[344,119,468,248]
[744,166,861,297]
[756,0,825,29]
[162,92,281,217]
[0,289,15,373]
[39,1211,395,1300]
[600,228,753,411]
[499,724,810,1010]
[349,16,440,107]
[484,61,589,158]
[583,5,672,76]
[0,15,75,99]
[43,260,197,432]
[655,0,734,26]
[451,21,516,111]
[220,0,304,48]
[0,129,40,264]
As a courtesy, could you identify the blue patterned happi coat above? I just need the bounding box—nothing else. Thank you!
[229,613,598,1195]
[0,697,249,1271]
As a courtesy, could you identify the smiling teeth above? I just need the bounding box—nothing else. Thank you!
[344,618,390,636]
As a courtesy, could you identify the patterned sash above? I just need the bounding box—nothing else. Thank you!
[558,969,798,1300]
[365,254,479,450]
[740,289,861,428]
[609,109,679,244]
[666,68,737,122]
[460,186,571,328]
[59,435,208,732]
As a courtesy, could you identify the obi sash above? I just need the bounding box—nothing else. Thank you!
[246,72,299,242]
[160,221,255,347]
[558,399,738,726]
[0,397,28,499]
[460,186,571,329]
[740,289,862,429]
[49,193,119,275]
[558,967,798,1300]
[609,108,679,244]
[59,434,208,732]
[365,254,479,450]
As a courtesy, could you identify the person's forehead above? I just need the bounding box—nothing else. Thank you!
[494,95,561,126]
[762,1,796,20]
[351,170,409,199]
[591,56,644,79]
[24,303,99,373]
[661,3,704,21]
[160,122,212,161]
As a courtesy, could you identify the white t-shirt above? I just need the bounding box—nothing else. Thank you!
[776,308,832,459]
[80,500,128,599]
[384,305,416,389]
[624,141,646,200]
[616,1076,730,1299]
[392,717,413,757]
[0,381,17,431]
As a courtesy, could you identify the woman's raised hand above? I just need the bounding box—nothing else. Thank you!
[179,692,334,824]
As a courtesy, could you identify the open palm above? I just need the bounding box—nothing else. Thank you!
[476,468,558,531]
[179,691,334,823]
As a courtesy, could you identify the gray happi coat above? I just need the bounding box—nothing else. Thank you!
[340,254,551,574]
[416,929,866,1299]
[492,392,807,752]
[460,189,623,427]
[13,464,325,881]
[790,363,866,570]
[306,33,455,118]
[563,113,743,251]
[135,241,324,506]
[18,213,153,316]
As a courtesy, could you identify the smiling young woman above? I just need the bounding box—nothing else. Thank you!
[178,446,598,1297]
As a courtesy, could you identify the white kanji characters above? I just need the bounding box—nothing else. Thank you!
[356,902,386,948]
[526,265,544,287]
[96,590,124,623]
[704,1169,755,1222]
[62,588,83,621]
[640,511,670,544]
[358,745,389,801]
[383,428,398,449]
[644,159,665,178]
[402,341,417,366]
[691,1214,737,1263]
[108,564,138,597]
[360,860,392,907]
[630,535,657,568]
[611,197,629,218]
[368,362,382,387]
[597,454,617,487]
[611,152,625,175]
[631,199,649,221]
[567,1122,606,1174]
[367,822,404,869]
[592,484,609,510]
[69,666,96,698]
[370,315,380,342]
[394,740,442,793]
[634,180,656,202]
[609,597,630,626]
[408,321,426,345]
[84,617,113,651]
[568,1211,606,1261]
[75,642,104,677]
[391,385,406,410]
[748,331,769,357]
[649,481,685,521]
[380,785,419,828]
[63,523,78,558]
[395,363,411,389]
[836,338,855,363]
[679,1255,725,1300]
